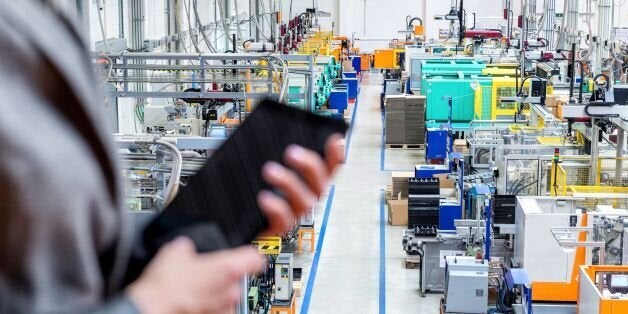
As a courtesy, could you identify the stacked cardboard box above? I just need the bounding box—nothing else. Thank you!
[384,95,426,145]
[385,95,406,144]
[405,95,426,144]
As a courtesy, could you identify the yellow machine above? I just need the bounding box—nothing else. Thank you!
[473,77,531,120]
[482,63,519,76]
[578,265,628,313]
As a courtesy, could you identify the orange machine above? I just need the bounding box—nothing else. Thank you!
[578,265,628,314]
[532,214,588,302]
[374,48,395,69]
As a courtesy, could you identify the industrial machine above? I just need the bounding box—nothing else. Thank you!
[443,256,489,314]
[578,265,628,313]
[273,253,294,302]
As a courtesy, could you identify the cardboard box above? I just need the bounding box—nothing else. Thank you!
[391,171,414,199]
[433,173,456,189]
[453,139,468,153]
[545,95,557,108]
[342,60,355,72]
[387,199,408,226]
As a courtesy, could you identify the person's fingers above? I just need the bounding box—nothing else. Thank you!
[198,246,265,280]
[324,134,345,175]
[258,190,295,235]
[160,236,196,256]
[206,283,242,314]
[262,162,315,216]
[284,145,328,196]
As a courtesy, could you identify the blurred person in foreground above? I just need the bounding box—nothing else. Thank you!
[0,0,342,313]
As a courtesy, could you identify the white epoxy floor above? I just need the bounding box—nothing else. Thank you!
[292,72,442,314]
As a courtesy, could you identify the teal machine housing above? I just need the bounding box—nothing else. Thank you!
[419,59,486,92]
[423,74,492,122]
[420,59,488,123]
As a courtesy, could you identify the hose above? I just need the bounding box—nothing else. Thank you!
[267,55,289,102]
[233,0,243,43]
[154,140,183,204]
[517,75,543,96]
[182,0,201,53]
[408,17,423,29]
[216,0,235,50]
[193,0,217,52]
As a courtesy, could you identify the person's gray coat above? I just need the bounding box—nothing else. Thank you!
[0,0,138,312]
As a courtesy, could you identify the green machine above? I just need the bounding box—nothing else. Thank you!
[423,74,492,122]
[314,56,342,111]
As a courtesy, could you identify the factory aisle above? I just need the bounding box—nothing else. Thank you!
[296,72,441,314]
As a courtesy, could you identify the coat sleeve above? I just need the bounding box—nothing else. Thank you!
[0,3,139,313]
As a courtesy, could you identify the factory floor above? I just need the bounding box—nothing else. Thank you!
[292,72,441,313]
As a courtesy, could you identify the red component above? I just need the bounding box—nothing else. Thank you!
[517,15,523,28]
[463,29,503,39]
[573,117,591,123]
[503,8,508,20]
[543,52,554,60]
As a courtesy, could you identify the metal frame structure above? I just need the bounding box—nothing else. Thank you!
[97,52,316,110]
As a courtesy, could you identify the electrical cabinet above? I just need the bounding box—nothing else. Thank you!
[444,256,489,313]
[426,128,449,160]
[274,253,293,301]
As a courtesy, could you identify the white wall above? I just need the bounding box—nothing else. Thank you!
[339,0,505,52]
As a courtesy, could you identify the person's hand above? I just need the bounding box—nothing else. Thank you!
[258,134,344,235]
[126,237,264,314]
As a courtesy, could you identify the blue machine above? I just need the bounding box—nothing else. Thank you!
[329,88,348,114]
[415,164,450,178]
[349,56,362,74]
[343,71,358,79]
[439,202,462,231]
[426,128,449,160]
[342,72,359,100]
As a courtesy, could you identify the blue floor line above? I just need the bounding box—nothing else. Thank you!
[344,87,360,161]
[380,105,386,171]
[379,189,386,314]
[299,185,335,314]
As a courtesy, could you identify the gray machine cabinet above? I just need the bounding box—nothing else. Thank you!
[274,253,293,301]
[420,237,466,294]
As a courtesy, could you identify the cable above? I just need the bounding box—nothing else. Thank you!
[216,0,235,50]
[96,0,110,52]
[182,0,201,53]
[193,0,217,52]
[174,1,189,53]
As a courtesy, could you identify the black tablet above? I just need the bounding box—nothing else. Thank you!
[143,100,348,253]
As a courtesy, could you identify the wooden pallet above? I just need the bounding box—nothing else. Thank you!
[386,144,425,150]
[404,255,422,269]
